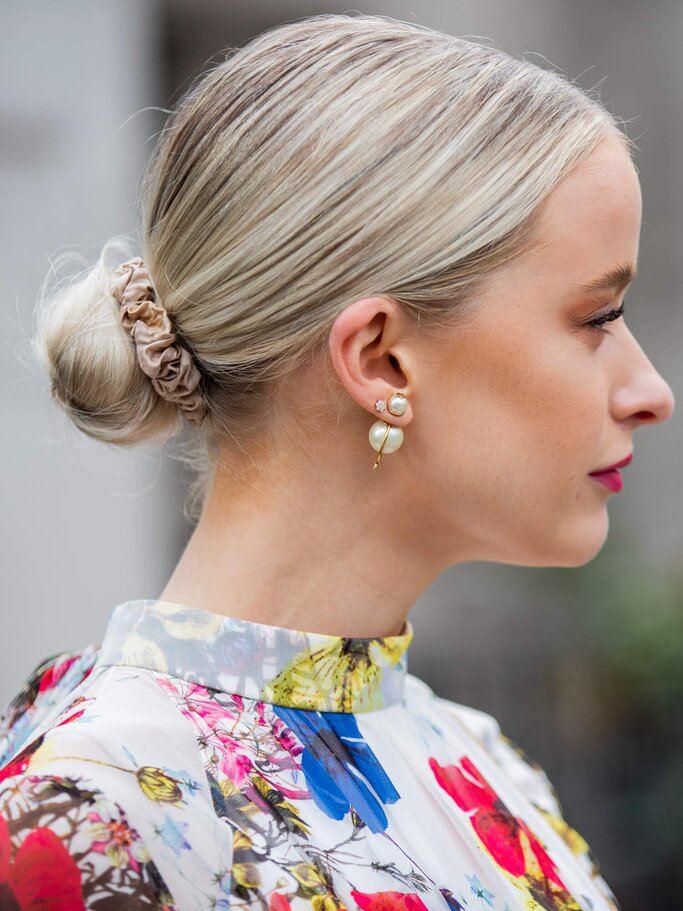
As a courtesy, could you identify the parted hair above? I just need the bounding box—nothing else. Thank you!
[32,12,633,522]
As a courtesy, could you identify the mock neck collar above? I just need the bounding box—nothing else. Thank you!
[92,599,414,713]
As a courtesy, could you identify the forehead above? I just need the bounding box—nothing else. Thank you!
[492,135,642,298]
[542,135,641,243]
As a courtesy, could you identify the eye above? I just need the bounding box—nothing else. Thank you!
[585,301,625,334]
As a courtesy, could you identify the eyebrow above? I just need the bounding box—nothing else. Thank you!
[578,262,637,295]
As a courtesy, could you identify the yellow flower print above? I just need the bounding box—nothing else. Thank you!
[48,754,186,806]
[220,778,241,799]
[290,863,345,909]
[120,632,169,673]
[291,862,326,889]
[232,828,253,851]
[537,806,591,856]
[252,773,312,837]
[372,631,414,666]
[232,861,261,890]
[264,639,394,712]
[136,766,184,805]
[311,895,346,911]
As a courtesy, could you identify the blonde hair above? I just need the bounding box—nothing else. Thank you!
[32,13,634,522]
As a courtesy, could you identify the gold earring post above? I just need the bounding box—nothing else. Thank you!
[372,422,392,470]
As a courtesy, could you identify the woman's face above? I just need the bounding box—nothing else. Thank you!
[409,132,675,567]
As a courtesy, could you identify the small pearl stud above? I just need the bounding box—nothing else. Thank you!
[387,392,408,416]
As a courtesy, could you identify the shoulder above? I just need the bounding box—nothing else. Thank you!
[404,672,622,907]
[0,650,178,904]
[404,672,566,818]
[405,672,609,864]
[0,661,214,908]
[0,662,236,907]
[0,768,177,908]
[0,647,100,768]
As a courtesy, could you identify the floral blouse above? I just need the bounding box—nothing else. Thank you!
[0,598,621,911]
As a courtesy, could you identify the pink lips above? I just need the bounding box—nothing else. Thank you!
[589,453,633,493]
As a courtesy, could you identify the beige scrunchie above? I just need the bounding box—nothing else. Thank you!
[110,257,206,425]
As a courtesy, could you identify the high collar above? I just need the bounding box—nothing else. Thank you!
[92,599,414,713]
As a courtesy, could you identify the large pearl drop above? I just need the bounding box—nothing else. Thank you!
[368,421,404,454]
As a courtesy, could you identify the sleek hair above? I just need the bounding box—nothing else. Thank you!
[32,13,634,521]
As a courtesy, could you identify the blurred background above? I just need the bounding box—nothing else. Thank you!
[1,2,681,909]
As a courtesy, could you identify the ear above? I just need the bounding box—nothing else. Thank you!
[327,295,414,426]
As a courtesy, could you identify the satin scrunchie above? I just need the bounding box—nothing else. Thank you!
[110,257,206,425]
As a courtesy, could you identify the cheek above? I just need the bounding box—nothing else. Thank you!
[412,319,614,564]
[501,348,605,473]
[425,332,607,492]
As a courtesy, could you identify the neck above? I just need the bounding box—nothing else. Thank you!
[159,435,454,639]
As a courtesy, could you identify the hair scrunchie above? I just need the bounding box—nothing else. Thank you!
[110,257,206,425]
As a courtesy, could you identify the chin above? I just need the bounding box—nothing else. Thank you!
[490,513,610,568]
[542,517,610,567]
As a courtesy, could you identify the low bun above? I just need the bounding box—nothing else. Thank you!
[32,237,183,446]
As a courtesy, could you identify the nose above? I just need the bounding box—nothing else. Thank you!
[612,327,676,427]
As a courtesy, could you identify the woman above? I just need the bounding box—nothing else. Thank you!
[0,13,674,911]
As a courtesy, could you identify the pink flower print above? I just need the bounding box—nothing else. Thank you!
[190,696,239,727]
[181,683,239,721]
[86,799,150,872]
[271,715,305,759]
[155,675,180,696]
[255,701,267,725]
[218,749,253,787]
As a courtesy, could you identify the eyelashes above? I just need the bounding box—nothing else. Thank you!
[586,301,625,333]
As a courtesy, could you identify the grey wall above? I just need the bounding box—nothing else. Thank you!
[0,0,183,694]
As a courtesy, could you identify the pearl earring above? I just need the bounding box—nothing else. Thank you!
[369,392,408,470]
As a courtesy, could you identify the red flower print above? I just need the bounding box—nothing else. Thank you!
[56,707,87,727]
[350,891,430,911]
[269,893,292,911]
[37,654,79,694]
[0,813,85,910]
[0,735,45,785]
[429,754,567,889]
